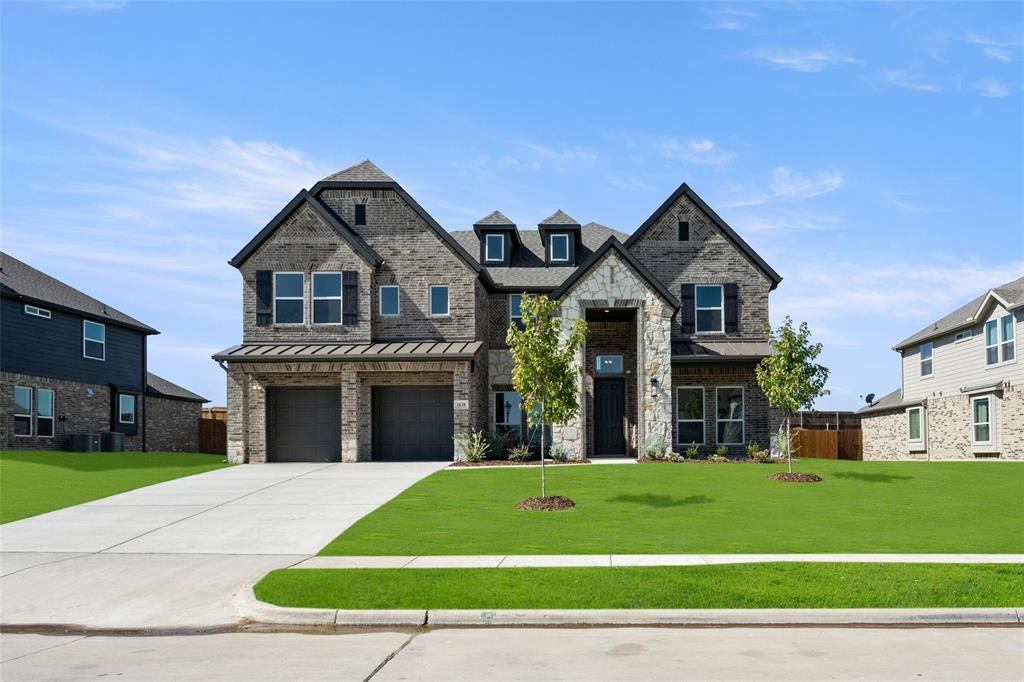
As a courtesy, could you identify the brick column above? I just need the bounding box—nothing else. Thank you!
[453,363,471,460]
[226,368,247,463]
[246,375,267,463]
[340,365,360,462]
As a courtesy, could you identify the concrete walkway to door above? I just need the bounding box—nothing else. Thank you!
[0,461,447,629]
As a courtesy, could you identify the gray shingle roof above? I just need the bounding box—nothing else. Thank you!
[474,211,515,227]
[449,221,629,289]
[538,209,580,226]
[0,252,157,333]
[894,275,1024,350]
[321,159,394,183]
[857,388,909,415]
[146,372,208,403]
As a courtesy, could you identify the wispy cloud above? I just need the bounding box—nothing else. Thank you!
[656,137,735,167]
[876,68,942,92]
[748,47,859,73]
[517,141,598,167]
[974,77,1011,98]
[964,32,1021,62]
[705,8,754,31]
[891,197,943,213]
[723,166,845,208]
[55,1,126,12]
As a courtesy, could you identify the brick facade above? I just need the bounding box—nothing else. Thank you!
[146,396,201,452]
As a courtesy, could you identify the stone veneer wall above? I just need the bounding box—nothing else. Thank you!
[862,385,1023,460]
[0,371,143,451]
[145,396,201,452]
[584,318,638,457]
[552,250,674,459]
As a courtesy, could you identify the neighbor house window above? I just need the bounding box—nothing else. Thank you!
[678,220,690,241]
[1000,314,1015,362]
[695,285,724,333]
[312,273,342,325]
[485,234,505,262]
[985,320,998,365]
[509,294,524,331]
[354,204,366,226]
[14,386,32,436]
[379,285,399,317]
[494,391,523,442]
[677,386,704,445]
[972,396,991,444]
[24,304,51,319]
[595,355,623,374]
[919,342,933,377]
[273,272,304,325]
[83,320,106,360]
[907,406,923,444]
[119,394,136,424]
[986,315,1015,365]
[954,329,972,343]
[37,389,54,438]
[550,234,570,262]
[429,285,449,316]
[716,386,744,445]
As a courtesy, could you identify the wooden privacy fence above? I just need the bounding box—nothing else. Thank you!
[198,417,227,454]
[791,428,862,461]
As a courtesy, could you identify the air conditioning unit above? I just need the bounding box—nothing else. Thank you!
[68,433,102,452]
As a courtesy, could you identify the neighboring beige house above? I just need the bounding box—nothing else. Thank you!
[859,276,1023,460]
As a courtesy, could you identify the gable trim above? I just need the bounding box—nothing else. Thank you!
[228,190,384,269]
[550,237,681,309]
[623,183,783,290]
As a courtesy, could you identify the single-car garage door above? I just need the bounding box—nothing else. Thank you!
[268,388,341,462]
[373,386,454,461]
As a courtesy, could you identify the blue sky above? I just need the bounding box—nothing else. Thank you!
[2,1,1022,409]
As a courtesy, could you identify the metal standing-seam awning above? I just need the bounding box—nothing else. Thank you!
[671,339,774,362]
[212,340,482,362]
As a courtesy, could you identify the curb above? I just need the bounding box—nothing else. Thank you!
[235,586,1023,627]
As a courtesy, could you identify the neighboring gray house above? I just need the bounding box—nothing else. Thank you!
[859,276,1023,460]
[215,160,784,463]
[0,252,207,452]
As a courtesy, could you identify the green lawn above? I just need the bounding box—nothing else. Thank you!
[255,563,1024,610]
[320,460,1024,555]
[0,450,231,523]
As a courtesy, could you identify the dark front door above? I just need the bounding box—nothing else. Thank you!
[268,388,341,462]
[594,378,626,455]
[373,386,454,461]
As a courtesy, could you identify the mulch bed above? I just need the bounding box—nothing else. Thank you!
[770,472,823,483]
[516,495,577,511]
[638,457,784,465]
[450,459,591,468]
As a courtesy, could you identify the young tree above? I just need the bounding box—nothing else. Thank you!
[755,317,830,473]
[507,294,588,498]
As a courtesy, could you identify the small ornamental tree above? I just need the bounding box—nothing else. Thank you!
[755,317,830,473]
[507,294,588,499]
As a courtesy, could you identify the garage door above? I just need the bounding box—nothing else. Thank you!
[373,386,454,461]
[268,388,341,462]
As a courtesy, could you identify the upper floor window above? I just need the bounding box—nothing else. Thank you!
[677,386,704,445]
[919,342,933,377]
[696,285,724,333]
[716,386,744,445]
[83,321,105,360]
[24,304,51,319]
[37,389,54,438]
[379,285,400,317]
[274,272,304,325]
[971,396,991,444]
[985,314,1015,365]
[955,329,972,343]
[354,204,366,226]
[14,386,32,436]
[485,234,505,262]
[595,355,623,374]
[550,234,570,262]
[312,273,342,325]
[509,294,524,331]
[429,285,449,317]
[678,220,690,241]
[907,406,923,444]
[119,394,136,424]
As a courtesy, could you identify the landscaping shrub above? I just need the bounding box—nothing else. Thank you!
[549,443,569,462]
[508,444,532,462]
[453,430,491,463]
[716,444,729,457]
[488,429,518,459]
[643,437,671,460]
[685,442,700,459]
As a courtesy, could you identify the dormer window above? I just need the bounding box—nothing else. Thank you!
[485,233,505,262]
[550,234,570,262]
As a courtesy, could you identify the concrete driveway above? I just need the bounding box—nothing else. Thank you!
[0,461,447,629]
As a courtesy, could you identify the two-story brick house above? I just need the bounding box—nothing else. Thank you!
[215,160,784,463]
[859,276,1023,460]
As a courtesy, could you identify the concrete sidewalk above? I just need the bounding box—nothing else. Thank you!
[292,552,1024,569]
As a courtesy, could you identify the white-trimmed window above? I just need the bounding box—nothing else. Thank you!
[919,342,933,377]
[955,329,972,343]
[494,391,523,441]
[24,304,51,319]
[971,396,991,445]
[509,294,524,331]
[906,406,923,444]
[985,320,998,365]
[696,285,724,333]
[14,386,32,436]
[999,314,1015,362]
[273,272,304,325]
[677,386,705,445]
[429,285,449,316]
[379,285,400,317]
[37,389,54,438]
[312,272,342,325]
[550,234,570,262]
[595,355,623,374]
[986,315,1016,365]
[716,386,744,445]
[485,234,505,262]
[83,320,105,360]
[119,394,136,424]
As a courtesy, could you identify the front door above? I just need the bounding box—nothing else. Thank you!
[594,378,626,455]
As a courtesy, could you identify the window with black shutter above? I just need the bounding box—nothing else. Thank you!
[724,283,739,333]
[678,220,689,241]
[354,204,366,226]
[342,271,359,324]
[681,284,695,334]
[255,270,273,327]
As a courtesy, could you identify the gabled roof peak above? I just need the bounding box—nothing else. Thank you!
[474,210,516,227]
[321,159,394,183]
[539,209,580,226]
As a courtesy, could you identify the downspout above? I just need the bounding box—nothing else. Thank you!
[141,337,148,452]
